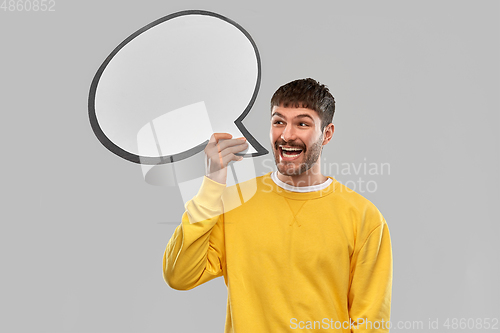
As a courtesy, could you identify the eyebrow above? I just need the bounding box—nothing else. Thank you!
[271,112,315,122]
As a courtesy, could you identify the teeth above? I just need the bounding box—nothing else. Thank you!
[283,151,300,158]
[281,146,302,159]
[281,147,302,151]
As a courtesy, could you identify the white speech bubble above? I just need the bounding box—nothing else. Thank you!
[89,10,268,165]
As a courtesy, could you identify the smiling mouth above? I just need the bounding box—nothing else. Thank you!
[279,146,303,161]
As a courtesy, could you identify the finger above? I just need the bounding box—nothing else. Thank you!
[219,141,248,158]
[216,136,247,151]
[209,133,233,144]
[219,153,244,167]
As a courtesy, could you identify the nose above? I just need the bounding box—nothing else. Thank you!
[280,123,297,142]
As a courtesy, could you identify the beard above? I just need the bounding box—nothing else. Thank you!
[273,135,323,176]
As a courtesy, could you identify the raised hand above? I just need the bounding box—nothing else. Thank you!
[204,133,248,184]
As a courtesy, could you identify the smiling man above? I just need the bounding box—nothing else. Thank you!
[163,78,393,333]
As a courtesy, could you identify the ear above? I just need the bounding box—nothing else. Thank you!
[322,123,334,145]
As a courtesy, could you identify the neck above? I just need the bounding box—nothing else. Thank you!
[276,164,327,187]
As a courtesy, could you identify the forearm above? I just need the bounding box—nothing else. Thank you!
[163,176,226,290]
[349,221,393,332]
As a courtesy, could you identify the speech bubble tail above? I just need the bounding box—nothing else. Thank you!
[230,27,268,158]
[232,120,268,157]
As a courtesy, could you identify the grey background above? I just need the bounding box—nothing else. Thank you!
[1,0,498,332]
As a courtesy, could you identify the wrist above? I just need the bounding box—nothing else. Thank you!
[207,169,227,185]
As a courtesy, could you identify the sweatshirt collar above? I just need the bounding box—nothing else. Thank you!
[271,171,332,192]
[265,171,337,200]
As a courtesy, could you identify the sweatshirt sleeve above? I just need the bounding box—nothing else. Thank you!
[163,176,227,290]
[348,213,393,332]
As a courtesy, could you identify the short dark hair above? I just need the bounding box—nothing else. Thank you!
[270,78,335,131]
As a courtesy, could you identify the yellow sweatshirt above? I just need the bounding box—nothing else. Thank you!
[163,172,392,332]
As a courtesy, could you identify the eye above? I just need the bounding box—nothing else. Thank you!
[273,120,284,125]
[299,122,309,127]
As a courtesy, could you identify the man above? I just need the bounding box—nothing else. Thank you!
[163,78,392,332]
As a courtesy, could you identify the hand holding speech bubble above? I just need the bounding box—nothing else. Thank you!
[88,10,267,202]
[205,133,248,185]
